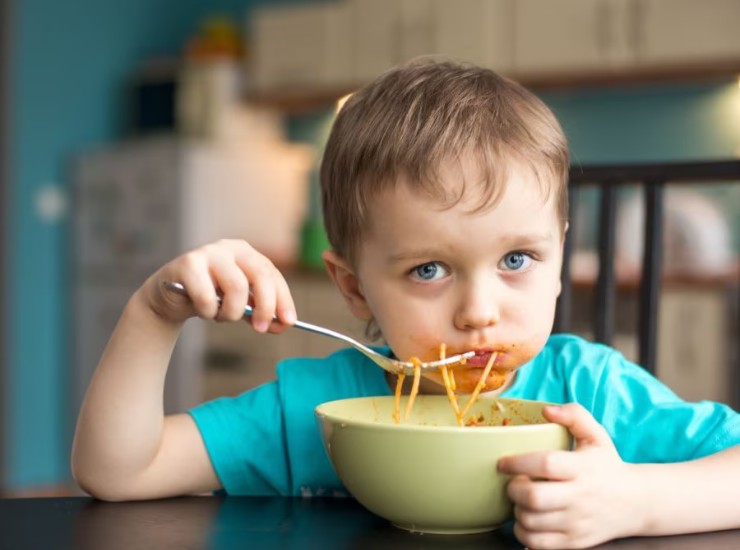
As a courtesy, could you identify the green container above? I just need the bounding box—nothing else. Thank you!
[300,219,331,270]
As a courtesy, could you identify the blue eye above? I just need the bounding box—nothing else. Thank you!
[411,262,448,281]
[500,252,532,271]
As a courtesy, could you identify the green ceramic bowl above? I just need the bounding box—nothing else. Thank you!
[315,395,572,535]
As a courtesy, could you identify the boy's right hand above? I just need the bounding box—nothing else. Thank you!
[141,239,297,333]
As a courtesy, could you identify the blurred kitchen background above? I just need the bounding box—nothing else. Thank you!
[0,0,738,496]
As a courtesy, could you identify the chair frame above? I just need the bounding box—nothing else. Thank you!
[554,160,739,401]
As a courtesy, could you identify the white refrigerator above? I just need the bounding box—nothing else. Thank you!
[73,135,312,415]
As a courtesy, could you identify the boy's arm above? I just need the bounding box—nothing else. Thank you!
[635,444,740,536]
[72,239,296,500]
[71,290,220,500]
[498,404,740,548]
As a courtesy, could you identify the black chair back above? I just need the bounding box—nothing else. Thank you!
[555,160,740,390]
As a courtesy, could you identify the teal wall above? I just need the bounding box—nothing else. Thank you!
[542,82,740,249]
[289,80,740,165]
[542,82,740,163]
[7,0,205,491]
[3,0,302,491]
[289,80,740,250]
[4,0,739,490]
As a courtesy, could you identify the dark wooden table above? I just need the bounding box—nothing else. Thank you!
[1,496,738,549]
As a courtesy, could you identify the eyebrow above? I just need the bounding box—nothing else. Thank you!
[387,232,556,263]
[387,248,446,263]
[497,231,556,248]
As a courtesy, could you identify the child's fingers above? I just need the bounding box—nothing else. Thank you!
[154,239,295,331]
[241,265,278,333]
[273,269,297,326]
[543,403,613,448]
[227,241,282,332]
[264,276,296,335]
[210,259,251,323]
[514,504,569,533]
[177,253,221,319]
[506,475,572,511]
[513,522,569,550]
[498,450,578,481]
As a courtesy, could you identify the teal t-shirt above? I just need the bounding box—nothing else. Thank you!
[189,334,739,496]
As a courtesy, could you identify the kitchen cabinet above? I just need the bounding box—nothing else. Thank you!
[433,0,514,72]
[654,287,733,405]
[513,0,635,75]
[398,0,435,63]
[247,0,740,110]
[347,0,513,85]
[500,0,740,78]
[251,2,353,91]
[636,0,740,66]
[347,0,436,82]
[250,0,518,100]
[350,0,399,83]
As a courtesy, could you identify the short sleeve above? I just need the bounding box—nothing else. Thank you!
[581,348,740,462]
[188,347,394,496]
[189,382,291,495]
[504,335,740,463]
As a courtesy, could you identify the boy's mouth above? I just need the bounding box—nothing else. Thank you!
[461,350,501,369]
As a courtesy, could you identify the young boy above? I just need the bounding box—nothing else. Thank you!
[72,60,739,549]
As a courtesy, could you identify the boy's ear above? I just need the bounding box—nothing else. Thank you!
[322,250,374,320]
[556,221,570,297]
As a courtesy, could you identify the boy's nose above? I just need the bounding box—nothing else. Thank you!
[453,285,500,331]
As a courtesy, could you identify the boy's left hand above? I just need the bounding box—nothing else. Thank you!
[497,403,642,549]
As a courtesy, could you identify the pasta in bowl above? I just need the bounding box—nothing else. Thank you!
[315,395,572,535]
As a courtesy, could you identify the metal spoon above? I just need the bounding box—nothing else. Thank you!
[163,280,473,376]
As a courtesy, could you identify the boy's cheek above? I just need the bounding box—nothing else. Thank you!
[502,342,542,369]
[388,328,442,362]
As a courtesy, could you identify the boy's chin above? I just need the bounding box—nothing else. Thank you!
[422,368,513,394]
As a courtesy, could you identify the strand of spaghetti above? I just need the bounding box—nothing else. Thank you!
[460,352,499,419]
[440,365,463,426]
[393,373,406,424]
[437,343,463,425]
[403,358,422,420]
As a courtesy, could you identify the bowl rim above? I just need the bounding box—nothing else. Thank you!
[314,396,566,434]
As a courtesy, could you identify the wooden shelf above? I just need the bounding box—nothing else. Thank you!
[245,60,740,113]
[571,270,739,291]
[511,59,740,92]
[246,84,359,114]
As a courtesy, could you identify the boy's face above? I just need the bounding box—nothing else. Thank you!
[326,154,564,394]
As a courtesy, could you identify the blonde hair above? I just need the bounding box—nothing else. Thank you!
[320,58,569,265]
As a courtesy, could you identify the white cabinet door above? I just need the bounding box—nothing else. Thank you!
[350,0,400,82]
[514,0,635,74]
[657,289,731,405]
[399,0,436,63]
[350,0,515,81]
[251,2,353,91]
[432,0,515,72]
[637,0,740,65]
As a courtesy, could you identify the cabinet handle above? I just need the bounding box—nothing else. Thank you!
[596,0,611,59]
[630,0,644,61]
